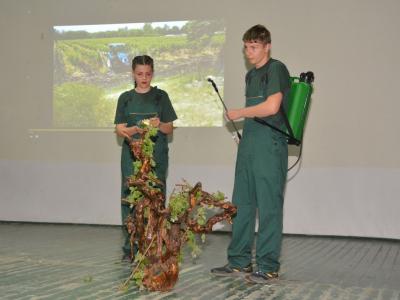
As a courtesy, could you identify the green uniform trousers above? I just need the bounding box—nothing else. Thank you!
[228,126,288,273]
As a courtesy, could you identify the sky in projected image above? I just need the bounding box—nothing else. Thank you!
[53,20,225,128]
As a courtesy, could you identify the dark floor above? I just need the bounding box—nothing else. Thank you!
[1,223,400,299]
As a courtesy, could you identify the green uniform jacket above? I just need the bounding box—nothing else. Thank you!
[114,86,177,198]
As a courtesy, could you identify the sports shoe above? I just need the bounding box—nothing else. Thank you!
[210,264,253,277]
[245,271,279,284]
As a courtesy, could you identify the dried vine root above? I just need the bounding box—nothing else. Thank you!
[122,121,236,291]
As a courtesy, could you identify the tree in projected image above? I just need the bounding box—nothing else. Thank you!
[53,83,115,128]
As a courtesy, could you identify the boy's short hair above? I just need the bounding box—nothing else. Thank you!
[242,24,271,44]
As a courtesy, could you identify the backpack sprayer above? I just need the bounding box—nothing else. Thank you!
[254,71,314,170]
[254,71,314,145]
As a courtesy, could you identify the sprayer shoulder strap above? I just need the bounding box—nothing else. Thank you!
[259,70,295,137]
[279,105,295,138]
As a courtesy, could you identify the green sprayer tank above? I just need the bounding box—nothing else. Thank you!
[286,71,314,143]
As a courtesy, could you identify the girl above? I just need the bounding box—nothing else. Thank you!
[114,55,177,260]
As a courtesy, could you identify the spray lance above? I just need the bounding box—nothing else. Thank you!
[207,78,242,143]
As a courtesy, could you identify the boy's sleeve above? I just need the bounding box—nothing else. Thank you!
[114,92,128,124]
[266,62,290,97]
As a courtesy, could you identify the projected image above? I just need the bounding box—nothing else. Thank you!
[53,20,225,128]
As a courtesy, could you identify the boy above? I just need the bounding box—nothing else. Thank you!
[211,24,290,284]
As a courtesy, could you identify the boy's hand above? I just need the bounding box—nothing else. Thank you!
[226,109,242,121]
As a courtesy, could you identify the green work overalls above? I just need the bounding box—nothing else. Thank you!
[114,87,177,255]
[227,59,290,273]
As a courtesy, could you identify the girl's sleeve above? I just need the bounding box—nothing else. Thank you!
[114,92,128,124]
[160,91,178,123]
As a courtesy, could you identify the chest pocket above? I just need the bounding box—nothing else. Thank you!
[246,70,268,96]
[245,70,269,106]
[126,90,162,127]
[128,112,158,127]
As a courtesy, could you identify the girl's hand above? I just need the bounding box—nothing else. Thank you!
[149,117,160,128]
[126,126,143,136]
[115,124,143,139]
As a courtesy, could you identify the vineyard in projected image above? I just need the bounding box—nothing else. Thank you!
[53,20,225,128]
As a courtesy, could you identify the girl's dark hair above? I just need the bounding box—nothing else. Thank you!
[132,55,154,71]
[242,24,271,44]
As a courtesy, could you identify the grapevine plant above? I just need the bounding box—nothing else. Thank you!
[120,121,237,291]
